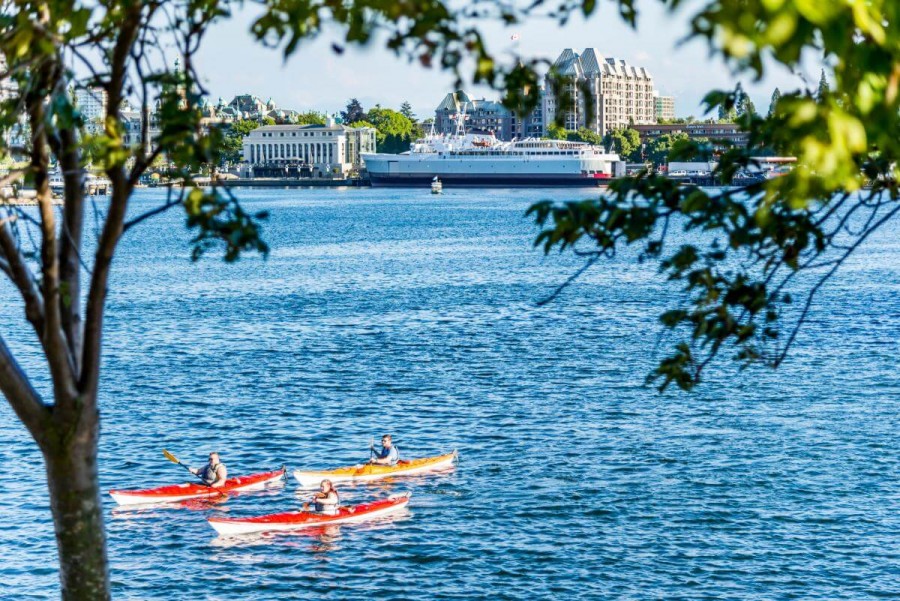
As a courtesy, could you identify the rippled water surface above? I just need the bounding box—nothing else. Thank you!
[1,188,898,599]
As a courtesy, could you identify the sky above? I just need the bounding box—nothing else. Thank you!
[194,1,824,120]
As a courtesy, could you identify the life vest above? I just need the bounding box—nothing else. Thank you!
[314,490,340,515]
[199,462,222,485]
[377,446,400,466]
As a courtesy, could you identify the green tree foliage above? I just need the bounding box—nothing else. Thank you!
[643,132,690,166]
[567,127,603,145]
[220,120,261,163]
[0,0,609,597]
[738,91,757,118]
[364,107,417,153]
[3,0,898,596]
[400,101,416,120]
[342,98,366,124]
[545,123,567,140]
[768,88,782,117]
[295,110,327,125]
[816,69,829,103]
[717,103,737,122]
[531,0,900,393]
[602,128,642,161]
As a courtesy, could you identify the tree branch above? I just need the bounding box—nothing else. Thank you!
[0,216,45,333]
[0,333,50,441]
[80,4,144,400]
[54,81,87,377]
[27,58,78,404]
[122,188,184,233]
[774,201,900,366]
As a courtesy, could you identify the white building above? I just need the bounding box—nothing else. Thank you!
[543,48,657,136]
[0,55,16,102]
[242,121,376,177]
[74,87,108,126]
[655,94,675,122]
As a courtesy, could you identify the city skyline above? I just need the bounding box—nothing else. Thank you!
[194,3,823,120]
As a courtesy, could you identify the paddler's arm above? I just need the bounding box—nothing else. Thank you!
[209,464,227,488]
[369,448,388,464]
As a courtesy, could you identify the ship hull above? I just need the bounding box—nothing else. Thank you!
[367,172,610,187]
[362,151,622,188]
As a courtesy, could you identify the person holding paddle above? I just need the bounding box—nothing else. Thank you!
[303,479,340,515]
[189,452,227,488]
[369,434,399,466]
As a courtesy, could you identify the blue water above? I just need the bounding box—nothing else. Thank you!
[0,188,898,599]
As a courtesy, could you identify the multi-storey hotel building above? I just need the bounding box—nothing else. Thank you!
[543,48,657,136]
[654,94,676,122]
[242,122,376,177]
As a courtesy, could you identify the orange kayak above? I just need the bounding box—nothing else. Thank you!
[292,451,457,487]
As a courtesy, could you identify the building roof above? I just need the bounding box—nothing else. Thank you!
[552,48,653,81]
[249,123,375,133]
[435,91,509,115]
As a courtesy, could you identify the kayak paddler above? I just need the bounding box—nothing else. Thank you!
[303,479,340,515]
[189,452,227,487]
[369,434,400,466]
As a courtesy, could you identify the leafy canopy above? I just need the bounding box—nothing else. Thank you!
[530,0,900,391]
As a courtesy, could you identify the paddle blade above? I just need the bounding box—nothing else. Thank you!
[162,449,180,464]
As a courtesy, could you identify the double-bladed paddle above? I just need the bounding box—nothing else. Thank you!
[163,449,214,486]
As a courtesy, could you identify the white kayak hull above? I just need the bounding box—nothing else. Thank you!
[208,494,411,535]
[109,471,285,506]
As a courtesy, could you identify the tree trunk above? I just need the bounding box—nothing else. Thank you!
[42,407,110,601]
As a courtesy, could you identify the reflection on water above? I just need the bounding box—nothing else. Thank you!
[109,481,287,518]
[209,511,413,552]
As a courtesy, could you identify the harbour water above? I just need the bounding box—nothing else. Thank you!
[0,188,898,599]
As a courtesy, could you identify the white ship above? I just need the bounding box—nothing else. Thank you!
[362,115,624,187]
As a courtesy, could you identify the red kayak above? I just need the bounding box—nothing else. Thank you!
[109,468,286,506]
[208,492,411,535]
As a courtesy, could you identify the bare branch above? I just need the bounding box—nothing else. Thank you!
[123,188,183,232]
[26,57,78,403]
[774,202,900,366]
[0,333,49,440]
[537,254,600,307]
[80,4,145,400]
[53,78,87,376]
[0,209,45,334]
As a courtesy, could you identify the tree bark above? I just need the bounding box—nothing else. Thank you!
[41,404,110,601]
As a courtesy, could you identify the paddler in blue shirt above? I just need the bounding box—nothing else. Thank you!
[189,452,227,487]
[369,434,400,466]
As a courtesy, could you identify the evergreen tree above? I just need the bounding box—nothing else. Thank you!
[817,69,829,102]
[399,101,415,120]
[341,98,366,123]
[718,103,737,122]
[768,88,781,117]
[739,95,757,118]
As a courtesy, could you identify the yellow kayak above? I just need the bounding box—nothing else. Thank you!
[293,451,457,488]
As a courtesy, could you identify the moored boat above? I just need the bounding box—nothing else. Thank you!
[293,451,457,488]
[362,112,624,187]
[109,467,286,506]
[207,492,412,535]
